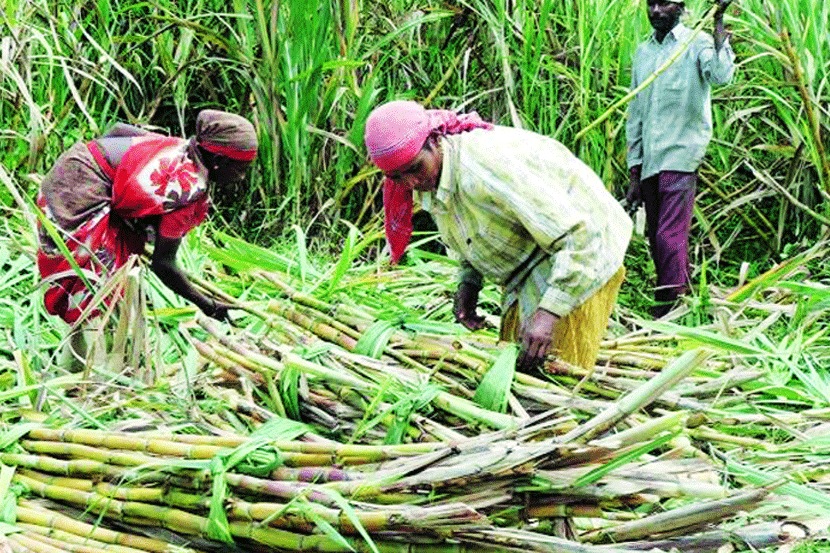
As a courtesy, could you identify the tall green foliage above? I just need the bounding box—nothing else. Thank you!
[1,0,827,260]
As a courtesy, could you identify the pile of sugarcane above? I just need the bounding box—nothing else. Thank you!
[0,401,813,553]
[190,268,830,456]
[3,240,829,551]
[174,243,830,550]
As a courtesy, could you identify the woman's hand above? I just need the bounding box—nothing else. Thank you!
[151,234,234,321]
[453,282,487,330]
[202,299,234,322]
[518,308,560,370]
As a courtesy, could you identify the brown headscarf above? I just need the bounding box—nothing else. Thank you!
[195,109,258,161]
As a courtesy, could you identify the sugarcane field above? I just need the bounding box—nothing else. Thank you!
[2,0,830,552]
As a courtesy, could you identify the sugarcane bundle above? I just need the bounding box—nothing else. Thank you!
[4,498,202,553]
[0,419,796,553]
[3,229,829,552]
[187,260,830,472]
[4,342,822,552]
[176,282,827,547]
[0,423,619,551]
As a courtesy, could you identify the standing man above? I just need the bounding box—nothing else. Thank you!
[365,100,631,371]
[626,0,735,317]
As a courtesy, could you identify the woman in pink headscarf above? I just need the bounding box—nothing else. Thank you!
[37,109,258,326]
[365,100,631,372]
[364,100,493,265]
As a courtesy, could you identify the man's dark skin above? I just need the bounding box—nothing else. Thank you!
[96,125,248,321]
[626,0,733,207]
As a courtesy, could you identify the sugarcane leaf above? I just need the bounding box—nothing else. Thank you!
[208,231,312,277]
[325,222,359,297]
[789,357,830,405]
[303,507,355,552]
[360,10,452,60]
[42,387,107,429]
[354,320,396,359]
[261,374,287,417]
[473,344,517,413]
[0,521,21,535]
[236,448,283,478]
[737,383,814,403]
[220,438,278,469]
[777,280,830,298]
[0,384,49,405]
[280,365,301,420]
[296,342,333,361]
[386,384,441,445]
[384,415,409,445]
[292,224,311,284]
[259,493,300,527]
[385,396,419,445]
[573,431,679,488]
[311,487,380,553]
[0,424,40,451]
[206,457,234,543]
[402,320,466,334]
[351,377,396,443]
[12,350,37,409]
[726,245,819,303]
[642,321,771,356]
[0,464,17,524]
[250,416,310,441]
[726,458,830,513]
[317,222,380,298]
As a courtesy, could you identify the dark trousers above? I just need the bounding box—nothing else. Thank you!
[640,171,697,316]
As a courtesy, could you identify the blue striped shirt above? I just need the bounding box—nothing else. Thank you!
[627,23,735,179]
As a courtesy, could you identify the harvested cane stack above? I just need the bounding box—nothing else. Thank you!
[182,241,830,549]
[3,240,829,551]
[0,408,807,553]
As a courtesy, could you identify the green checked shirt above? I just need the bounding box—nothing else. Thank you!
[627,23,735,179]
[419,126,632,321]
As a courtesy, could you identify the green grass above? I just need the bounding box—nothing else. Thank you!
[793,542,830,553]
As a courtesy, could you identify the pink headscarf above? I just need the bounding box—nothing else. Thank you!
[364,100,493,263]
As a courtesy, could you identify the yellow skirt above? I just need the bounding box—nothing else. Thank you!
[500,266,625,370]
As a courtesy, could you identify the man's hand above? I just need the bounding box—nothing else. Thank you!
[453,282,487,330]
[714,0,733,18]
[518,308,560,370]
[624,165,643,215]
[713,0,732,50]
